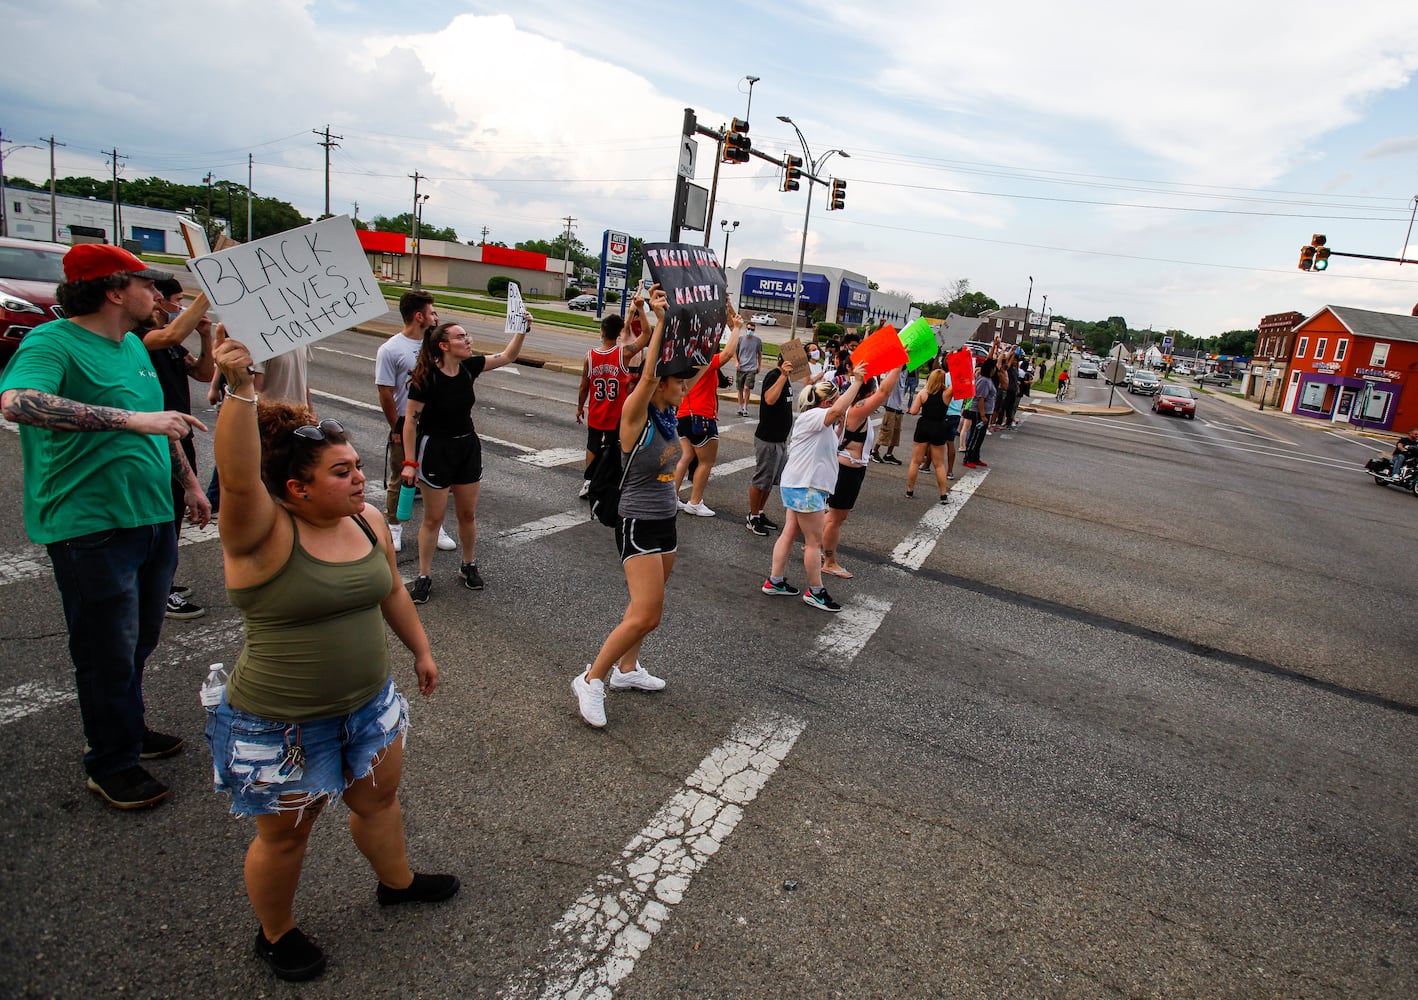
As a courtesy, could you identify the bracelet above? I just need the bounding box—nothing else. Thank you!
[225,389,258,404]
[401,460,419,469]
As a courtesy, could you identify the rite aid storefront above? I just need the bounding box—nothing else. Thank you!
[1281,305,1417,431]
[729,259,910,329]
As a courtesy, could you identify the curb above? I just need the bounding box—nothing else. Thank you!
[1020,403,1134,417]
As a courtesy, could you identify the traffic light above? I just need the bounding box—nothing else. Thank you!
[1299,245,1316,270]
[782,154,802,192]
[723,117,750,163]
[828,177,846,211]
[1314,248,1331,271]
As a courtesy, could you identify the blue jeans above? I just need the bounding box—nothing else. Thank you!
[46,523,177,778]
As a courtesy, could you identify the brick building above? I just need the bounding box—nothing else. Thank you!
[1280,305,1418,431]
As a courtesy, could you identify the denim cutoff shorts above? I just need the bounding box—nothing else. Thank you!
[780,487,829,513]
[205,677,408,817]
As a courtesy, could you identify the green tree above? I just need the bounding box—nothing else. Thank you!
[1214,328,1257,356]
[372,212,457,243]
[951,291,999,317]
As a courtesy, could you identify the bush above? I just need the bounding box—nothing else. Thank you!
[1035,343,1053,359]
[814,322,845,341]
[565,286,583,300]
[487,275,512,298]
[605,290,619,304]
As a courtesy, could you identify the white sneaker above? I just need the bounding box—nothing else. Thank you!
[578,480,591,498]
[572,669,606,727]
[390,523,403,552]
[608,661,666,692]
[436,526,457,551]
[682,501,716,517]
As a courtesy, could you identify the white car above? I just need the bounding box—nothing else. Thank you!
[1172,365,1192,377]
[749,313,778,326]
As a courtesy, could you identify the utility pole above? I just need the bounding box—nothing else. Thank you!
[45,135,66,241]
[561,215,577,295]
[408,172,424,289]
[480,225,490,245]
[312,125,342,219]
[108,148,127,244]
[0,130,6,238]
[246,153,253,241]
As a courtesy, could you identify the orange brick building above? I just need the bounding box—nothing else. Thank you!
[1281,305,1418,431]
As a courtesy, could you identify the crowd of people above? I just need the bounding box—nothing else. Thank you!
[0,248,1036,982]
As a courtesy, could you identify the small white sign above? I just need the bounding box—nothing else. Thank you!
[185,215,383,363]
[505,281,528,334]
[606,231,629,266]
[605,271,627,291]
[178,218,210,257]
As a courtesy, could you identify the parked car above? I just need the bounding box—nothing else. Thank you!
[567,294,598,311]
[1153,384,1197,419]
[1196,371,1233,387]
[0,236,67,366]
[1075,361,1100,379]
[748,313,778,326]
[1129,370,1161,395]
[1171,365,1193,377]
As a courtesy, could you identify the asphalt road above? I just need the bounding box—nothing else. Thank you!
[1,331,1414,998]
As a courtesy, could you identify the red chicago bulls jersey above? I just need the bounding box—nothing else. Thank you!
[585,344,631,430]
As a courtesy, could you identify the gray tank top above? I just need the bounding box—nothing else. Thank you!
[619,416,681,520]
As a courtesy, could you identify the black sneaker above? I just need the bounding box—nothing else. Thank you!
[757,513,780,531]
[869,452,883,464]
[882,455,903,466]
[140,729,185,760]
[165,592,205,620]
[761,577,800,597]
[460,562,484,590]
[86,765,170,809]
[408,575,432,604]
[802,588,842,613]
[170,584,191,596]
[746,514,769,537]
[254,926,326,982]
[377,872,461,907]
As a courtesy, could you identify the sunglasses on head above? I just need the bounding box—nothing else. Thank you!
[292,418,345,444]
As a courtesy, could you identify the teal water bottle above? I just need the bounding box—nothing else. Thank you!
[396,484,416,521]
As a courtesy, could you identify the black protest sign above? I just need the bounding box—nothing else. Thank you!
[643,243,726,371]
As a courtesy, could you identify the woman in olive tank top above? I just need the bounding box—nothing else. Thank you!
[207,333,456,983]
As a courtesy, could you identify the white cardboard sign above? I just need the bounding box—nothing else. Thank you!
[185,214,384,363]
[505,281,528,335]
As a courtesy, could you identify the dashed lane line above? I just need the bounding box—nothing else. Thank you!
[0,524,219,588]
[0,681,75,726]
[813,594,893,663]
[500,712,807,1000]
[890,470,990,571]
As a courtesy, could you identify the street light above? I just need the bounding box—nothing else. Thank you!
[413,193,429,290]
[777,115,848,335]
[720,219,739,262]
[1023,275,1033,348]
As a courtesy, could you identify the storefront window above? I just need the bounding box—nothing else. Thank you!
[1361,388,1391,422]
[1370,343,1389,366]
[1297,380,1329,413]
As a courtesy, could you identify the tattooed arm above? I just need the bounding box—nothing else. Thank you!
[168,439,211,529]
[1,388,206,440]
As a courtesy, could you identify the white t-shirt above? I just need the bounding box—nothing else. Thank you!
[375,332,423,417]
[782,408,842,494]
[254,347,311,405]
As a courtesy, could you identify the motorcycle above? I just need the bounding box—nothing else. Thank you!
[1365,445,1418,494]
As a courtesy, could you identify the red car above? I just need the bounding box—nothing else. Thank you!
[0,237,67,366]
[1152,383,1196,419]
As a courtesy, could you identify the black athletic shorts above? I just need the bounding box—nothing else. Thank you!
[913,417,949,447]
[677,415,718,448]
[827,463,867,511]
[586,426,617,456]
[615,515,678,563]
[415,432,482,488]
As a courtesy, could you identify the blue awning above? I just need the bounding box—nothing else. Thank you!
[740,267,830,305]
[838,279,870,311]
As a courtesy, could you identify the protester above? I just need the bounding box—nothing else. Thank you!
[805,341,826,381]
[905,369,955,502]
[208,333,455,982]
[577,298,653,498]
[746,354,794,536]
[573,286,695,728]
[376,290,454,554]
[0,244,207,810]
[822,367,901,578]
[962,358,999,469]
[761,365,866,613]
[671,303,744,517]
[869,370,908,466]
[254,346,312,408]
[142,277,215,620]
[400,315,530,602]
[735,322,763,416]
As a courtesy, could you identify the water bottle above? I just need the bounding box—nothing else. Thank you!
[200,662,228,709]
[396,484,417,521]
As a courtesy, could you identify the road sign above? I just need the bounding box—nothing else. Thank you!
[606,230,629,266]
[1162,335,1175,350]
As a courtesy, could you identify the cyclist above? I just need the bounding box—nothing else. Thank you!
[1056,367,1071,401]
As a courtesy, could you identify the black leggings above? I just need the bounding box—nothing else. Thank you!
[964,415,989,462]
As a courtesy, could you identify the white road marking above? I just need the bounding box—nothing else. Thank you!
[710,455,757,479]
[0,681,76,726]
[0,418,15,434]
[311,388,381,412]
[890,471,989,570]
[503,712,807,1000]
[516,447,585,468]
[813,594,892,662]
[313,345,377,362]
[499,509,588,546]
[1326,430,1386,453]
[0,523,219,588]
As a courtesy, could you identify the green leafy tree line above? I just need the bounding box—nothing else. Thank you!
[3,173,307,245]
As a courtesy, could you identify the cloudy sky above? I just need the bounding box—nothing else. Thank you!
[4,0,1418,337]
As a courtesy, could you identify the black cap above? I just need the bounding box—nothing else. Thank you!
[656,356,699,379]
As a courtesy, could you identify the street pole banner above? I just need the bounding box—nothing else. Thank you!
[185,214,383,363]
[642,242,726,369]
[505,281,528,334]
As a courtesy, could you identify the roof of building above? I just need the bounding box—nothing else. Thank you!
[1302,305,1418,344]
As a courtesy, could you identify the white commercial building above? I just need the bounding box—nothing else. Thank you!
[1,189,213,253]
[725,257,912,332]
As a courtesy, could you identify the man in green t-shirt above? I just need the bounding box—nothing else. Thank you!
[0,243,209,810]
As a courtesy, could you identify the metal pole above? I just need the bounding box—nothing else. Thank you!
[247,153,253,241]
[46,135,64,242]
[0,133,6,239]
[409,172,421,289]
[702,136,723,249]
[789,182,814,335]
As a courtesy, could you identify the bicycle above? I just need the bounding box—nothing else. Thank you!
[1055,380,1075,402]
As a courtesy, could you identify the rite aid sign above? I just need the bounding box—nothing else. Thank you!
[606,231,629,266]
